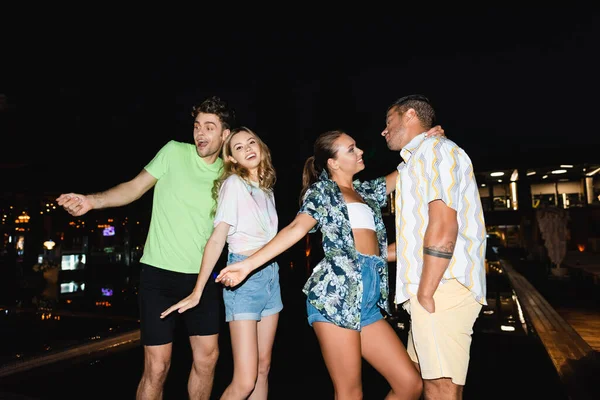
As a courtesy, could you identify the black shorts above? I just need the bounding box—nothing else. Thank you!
[138,263,221,346]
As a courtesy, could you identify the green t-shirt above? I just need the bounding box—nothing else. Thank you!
[140,140,223,274]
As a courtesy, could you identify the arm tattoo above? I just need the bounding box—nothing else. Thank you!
[423,242,455,259]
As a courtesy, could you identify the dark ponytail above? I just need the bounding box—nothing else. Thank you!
[298,130,345,205]
[300,156,318,204]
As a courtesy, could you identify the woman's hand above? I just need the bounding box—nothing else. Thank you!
[216,260,252,287]
[425,125,445,138]
[160,292,202,318]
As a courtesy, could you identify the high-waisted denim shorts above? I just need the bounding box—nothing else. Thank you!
[307,252,384,330]
[223,252,283,322]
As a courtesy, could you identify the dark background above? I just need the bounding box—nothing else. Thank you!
[2,5,599,224]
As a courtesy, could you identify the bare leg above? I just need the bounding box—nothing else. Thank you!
[188,334,220,400]
[423,378,462,400]
[136,343,172,400]
[220,320,259,399]
[313,322,363,400]
[249,313,279,400]
[360,320,422,400]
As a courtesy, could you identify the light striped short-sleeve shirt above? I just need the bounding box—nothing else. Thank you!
[394,133,487,306]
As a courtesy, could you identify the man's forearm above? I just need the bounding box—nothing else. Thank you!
[419,200,459,297]
[419,241,455,297]
[89,181,144,209]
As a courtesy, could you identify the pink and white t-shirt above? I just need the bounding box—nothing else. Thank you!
[214,174,278,254]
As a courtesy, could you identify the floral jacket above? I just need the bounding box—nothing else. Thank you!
[299,171,390,330]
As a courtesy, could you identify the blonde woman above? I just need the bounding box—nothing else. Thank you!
[162,127,281,400]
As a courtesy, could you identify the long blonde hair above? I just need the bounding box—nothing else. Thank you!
[211,127,276,214]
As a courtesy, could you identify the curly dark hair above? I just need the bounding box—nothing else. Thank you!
[191,96,237,130]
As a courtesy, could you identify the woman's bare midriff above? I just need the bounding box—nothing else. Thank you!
[352,229,380,256]
[237,247,262,257]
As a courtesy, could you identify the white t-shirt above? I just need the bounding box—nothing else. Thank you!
[214,174,278,254]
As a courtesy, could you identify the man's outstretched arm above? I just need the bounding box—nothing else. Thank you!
[57,169,157,216]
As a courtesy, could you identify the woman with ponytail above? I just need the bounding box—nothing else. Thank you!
[216,125,444,399]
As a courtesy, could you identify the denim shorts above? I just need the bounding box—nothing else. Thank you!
[307,253,384,330]
[222,252,283,322]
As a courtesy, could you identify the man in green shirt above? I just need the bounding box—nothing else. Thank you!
[56,96,236,400]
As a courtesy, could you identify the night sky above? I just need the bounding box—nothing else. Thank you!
[2,6,599,222]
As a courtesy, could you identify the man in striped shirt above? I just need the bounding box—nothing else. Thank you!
[382,95,487,400]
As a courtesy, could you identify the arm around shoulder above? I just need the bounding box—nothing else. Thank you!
[387,242,396,262]
[385,169,398,195]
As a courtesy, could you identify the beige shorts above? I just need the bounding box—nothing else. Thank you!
[404,279,482,385]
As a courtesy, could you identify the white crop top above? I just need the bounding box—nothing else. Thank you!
[213,175,278,254]
[346,202,376,231]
